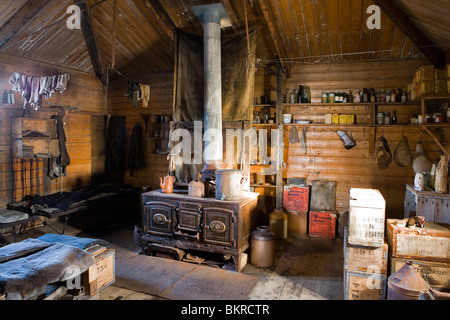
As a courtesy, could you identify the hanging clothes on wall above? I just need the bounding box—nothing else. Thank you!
[48,115,70,180]
[8,72,70,110]
[126,80,141,108]
[139,84,150,108]
[128,124,145,177]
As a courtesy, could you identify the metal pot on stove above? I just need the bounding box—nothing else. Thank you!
[215,169,247,201]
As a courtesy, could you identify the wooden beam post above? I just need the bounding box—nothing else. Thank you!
[257,0,286,69]
[73,0,106,85]
[374,0,445,68]
[0,0,52,49]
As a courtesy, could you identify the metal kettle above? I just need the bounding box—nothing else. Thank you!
[160,176,176,193]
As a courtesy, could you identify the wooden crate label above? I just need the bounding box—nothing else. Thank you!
[348,207,385,246]
[346,244,388,274]
[390,256,449,289]
[396,234,450,260]
[345,271,386,300]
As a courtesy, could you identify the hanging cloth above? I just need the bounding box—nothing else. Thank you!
[126,80,141,108]
[128,124,145,176]
[139,84,150,108]
[48,115,70,180]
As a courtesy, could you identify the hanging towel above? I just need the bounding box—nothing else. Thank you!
[139,84,150,108]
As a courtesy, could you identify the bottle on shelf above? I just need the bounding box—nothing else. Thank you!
[297,85,304,103]
[392,111,398,125]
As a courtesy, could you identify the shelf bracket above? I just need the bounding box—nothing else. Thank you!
[422,125,449,157]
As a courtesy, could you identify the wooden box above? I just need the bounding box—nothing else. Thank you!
[419,65,435,81]
[286,210,308,235]
[434,68,447,80]
[435,79,447,94]
[404,184,450,224]
[309,211,336,239]
[82,246,115,296]
[348,188,385,247]
[389,255,449,289]
[11,117,57,139]
[344,269,387,300]
[344,227,388,275]
[11,138,60,158]
[386,219,450,263]
[283,185,310,212]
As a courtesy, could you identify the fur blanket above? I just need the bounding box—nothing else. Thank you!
[0,238,94,300]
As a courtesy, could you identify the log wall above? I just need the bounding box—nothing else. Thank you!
[278,59,449,219]
[106,73,174,191]
[0,53,106,209]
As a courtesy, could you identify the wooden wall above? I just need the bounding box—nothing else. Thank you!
[0,53,106,209]
[279,59,449,219]
[107,73,174,191]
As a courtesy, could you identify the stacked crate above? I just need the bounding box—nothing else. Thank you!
[283,184,310,235]
[386,219,450,291]
[308,180,338,239]
[344,188,388,300]
[410,64,450,100]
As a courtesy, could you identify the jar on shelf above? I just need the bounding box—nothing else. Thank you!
[328,92,335,103]
[384,112,391,125]
[289,89,297,103]
[377,112,384,125]
[321,92,328,103]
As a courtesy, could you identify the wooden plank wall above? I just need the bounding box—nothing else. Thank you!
[0,53,106,209]
[277,59,448,219]
[107,73,174,191]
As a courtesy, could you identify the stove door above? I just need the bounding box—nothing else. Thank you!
[144,201,176,236]
[178,210,202,232]
[203,207,234,246]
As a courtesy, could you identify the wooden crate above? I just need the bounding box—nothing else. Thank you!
[344,227,388,275]
[285,210,308,235]
[11,138,59,158]
[386,219,450,263]
[348,188,385,247]
[344,269,387,300]
[404,184,450,224]
[283,185,310,212]
[82,246,116,296]
[11,117,57,139]
[389,255,449,290]
[309,211,336,239]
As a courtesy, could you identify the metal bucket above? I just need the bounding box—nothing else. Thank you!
[215,169,246,201]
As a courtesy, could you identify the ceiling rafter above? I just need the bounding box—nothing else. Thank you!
[257,0,287,69]
[374,0,445,67]
[0,0,52,49]
[140,0,177,41]
[73,0,106,84]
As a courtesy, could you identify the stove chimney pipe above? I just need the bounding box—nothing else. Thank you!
[193,4,231,170]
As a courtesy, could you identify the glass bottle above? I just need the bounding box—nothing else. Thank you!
[392,111,398,125]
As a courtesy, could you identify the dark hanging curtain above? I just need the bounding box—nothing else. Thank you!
[173,27,260,122]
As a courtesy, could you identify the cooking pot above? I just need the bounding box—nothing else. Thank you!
[215,169,247,201]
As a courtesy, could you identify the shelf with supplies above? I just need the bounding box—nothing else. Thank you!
[280,101,430,126]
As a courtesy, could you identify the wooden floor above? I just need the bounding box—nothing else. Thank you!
[2,219,344,300]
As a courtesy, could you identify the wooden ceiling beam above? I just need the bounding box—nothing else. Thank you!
[140,0,177,41]
[73,0,106,84]
[0,0,52,49]
[257,0,287,69]
[374,0,445,68]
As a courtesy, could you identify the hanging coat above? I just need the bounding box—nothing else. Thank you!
[128,124,145,176]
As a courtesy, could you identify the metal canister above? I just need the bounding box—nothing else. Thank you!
[215,169,246,201]
[387,261,431,300]
[250,226,275,268]
[269,209,288,240]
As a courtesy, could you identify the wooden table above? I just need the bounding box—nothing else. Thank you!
[404,184,450,224]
